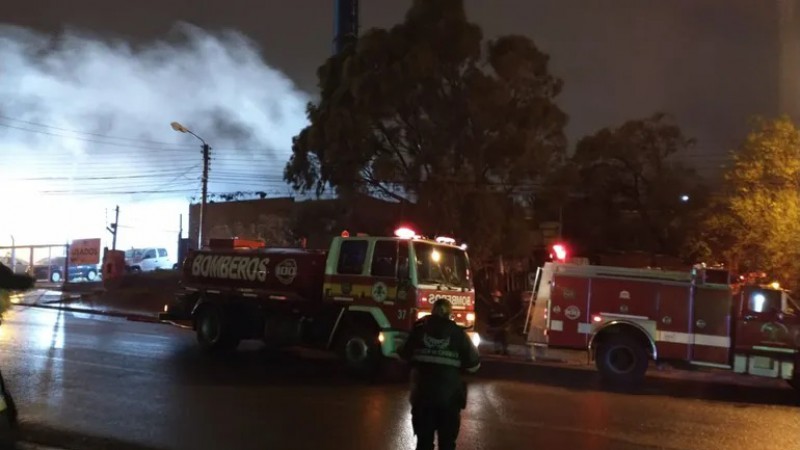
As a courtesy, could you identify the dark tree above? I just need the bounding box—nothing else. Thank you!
[285,0,567,264]
[570,113,705,256]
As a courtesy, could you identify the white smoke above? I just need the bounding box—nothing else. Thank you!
[0,23,310,254]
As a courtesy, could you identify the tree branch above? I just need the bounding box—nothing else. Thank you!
[375,122,412,177]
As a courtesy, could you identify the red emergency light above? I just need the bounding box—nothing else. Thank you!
[394,227,416,239]
[551,243,568,262]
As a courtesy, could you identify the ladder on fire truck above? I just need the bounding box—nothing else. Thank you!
[522,267,543,335]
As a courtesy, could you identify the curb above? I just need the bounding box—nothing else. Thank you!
[17,303,161,325]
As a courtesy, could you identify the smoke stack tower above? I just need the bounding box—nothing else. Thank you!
[333,0,359,55]
[778,0,800,122]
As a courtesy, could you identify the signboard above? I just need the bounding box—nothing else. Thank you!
[70,238,101,265]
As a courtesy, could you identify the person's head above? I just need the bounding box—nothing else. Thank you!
[432,298,453,319]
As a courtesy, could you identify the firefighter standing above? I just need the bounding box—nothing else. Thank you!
[488,290,509,355]
[399,299,481,450]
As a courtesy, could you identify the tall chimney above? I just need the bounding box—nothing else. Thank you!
[778,0,800,122]
[333,0,359,55]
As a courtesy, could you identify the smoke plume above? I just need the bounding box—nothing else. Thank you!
[0,23,310,249]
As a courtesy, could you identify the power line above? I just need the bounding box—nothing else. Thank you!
[0,115,197,148]
[0,116,291,154]
[0,122,200,153]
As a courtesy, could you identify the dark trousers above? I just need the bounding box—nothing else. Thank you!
[411,404,461,450]
[492,328,508,354]
[0,369,18,447]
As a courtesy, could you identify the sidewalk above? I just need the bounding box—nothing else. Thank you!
[478,339,594,371]
[12,290,171,322]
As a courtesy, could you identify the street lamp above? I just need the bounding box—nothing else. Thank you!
[171,122,211,249]
[680,194,690,203]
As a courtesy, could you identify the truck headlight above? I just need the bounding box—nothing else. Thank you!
[470,332,481,348]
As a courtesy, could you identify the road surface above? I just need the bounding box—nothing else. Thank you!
[0,306,797,450]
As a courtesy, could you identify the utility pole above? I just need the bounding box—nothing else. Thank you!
[200,143,210,249]
[106,205,119,250]
[171,122,210,249]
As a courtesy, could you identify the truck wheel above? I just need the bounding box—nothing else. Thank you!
[595,333,649,385]
[196,305,240,353]
[337,326,380,375]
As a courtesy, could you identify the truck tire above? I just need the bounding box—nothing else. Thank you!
[196,305,240,353]
[337,326,381,375]
[595,333,649,385]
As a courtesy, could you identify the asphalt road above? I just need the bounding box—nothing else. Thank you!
[0,306,797,450]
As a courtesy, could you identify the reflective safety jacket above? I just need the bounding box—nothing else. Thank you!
[399,315,481,408]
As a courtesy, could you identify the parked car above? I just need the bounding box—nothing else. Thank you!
[32,256,100,283]
[124,247,173,272]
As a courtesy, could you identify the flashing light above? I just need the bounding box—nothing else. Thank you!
[771,281,781,290]
[592,315,602,323]
[394,227,416,239]
[470,332,481,348]
[431,249,441,262]
[341,230,350,238]
[435,236,456,245]
[417,311,431,320]
[551,243,568,262]
[460,243,468,250]
[378,332,385,343]
[466,312,475,322]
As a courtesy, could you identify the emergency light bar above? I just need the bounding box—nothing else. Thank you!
[394,227,416,239]
[435,236,456,245]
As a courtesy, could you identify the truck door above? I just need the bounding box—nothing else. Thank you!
[369,240,412,328]
[547,273,590,349]
[690,285,733,367]
[734,287,799,354]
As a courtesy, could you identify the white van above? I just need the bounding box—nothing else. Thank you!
[125,247,173,272]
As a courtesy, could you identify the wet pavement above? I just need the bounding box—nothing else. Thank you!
[0,306,797,450]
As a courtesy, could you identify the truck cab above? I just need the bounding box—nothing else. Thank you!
[322,230,480,359]
[732,283,800,381]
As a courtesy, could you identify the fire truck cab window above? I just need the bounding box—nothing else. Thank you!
[337,240,368,275]
[748,290,781,314]
[785,294,798,315]
[371,241,398,278]
[397,241,410,280]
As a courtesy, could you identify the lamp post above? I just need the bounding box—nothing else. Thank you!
[171,122,210,249]
[9,235,15,273]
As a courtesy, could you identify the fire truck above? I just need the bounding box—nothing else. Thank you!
[525,261,800,388]
[159,227,480,373]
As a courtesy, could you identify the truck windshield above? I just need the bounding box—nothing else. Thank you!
[413,243,470,288]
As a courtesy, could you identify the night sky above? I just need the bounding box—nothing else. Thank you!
[1,0,794,176]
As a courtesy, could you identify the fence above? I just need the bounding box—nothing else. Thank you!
[0,243,99,286]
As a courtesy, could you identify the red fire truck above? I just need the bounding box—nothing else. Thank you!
[525,262,800,388]
[159,227,480,373]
